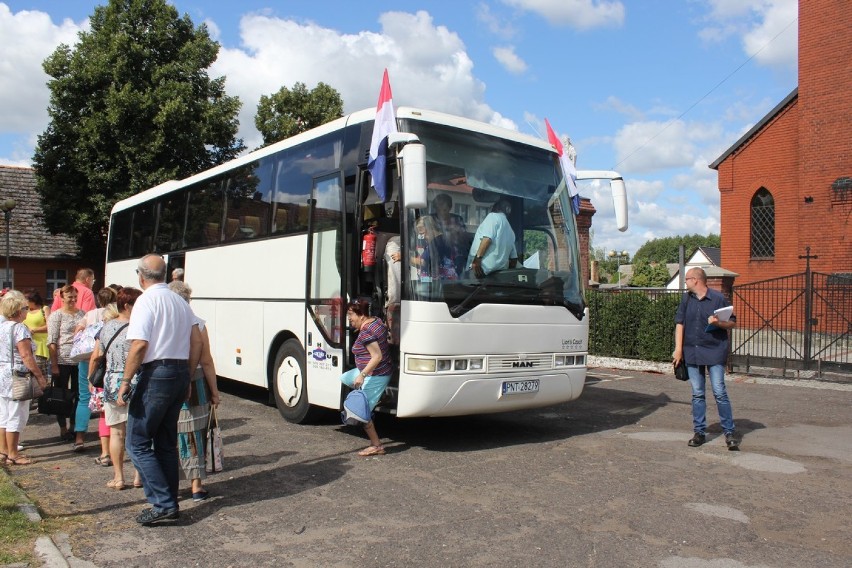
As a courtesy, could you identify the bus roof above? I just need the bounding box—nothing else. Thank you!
[111,106,556,214]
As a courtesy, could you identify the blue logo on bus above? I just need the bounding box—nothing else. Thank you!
[312,348,328,361]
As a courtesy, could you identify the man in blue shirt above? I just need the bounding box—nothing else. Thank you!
[468,199,518,278]
[673,267,739,450]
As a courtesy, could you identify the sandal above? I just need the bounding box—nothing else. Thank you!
[7,455,34,465]
[357,445,386,457]
[106,479,127,490]
[133,481,143,488]
[72,443,85,453]
[95,455,112,467]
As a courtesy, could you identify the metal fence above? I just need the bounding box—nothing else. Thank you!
[731,271,852,375]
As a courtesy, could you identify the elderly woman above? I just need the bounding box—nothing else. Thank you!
[91,287,143,489]
[340,299,394,456]
[0,290,49,465]
[47,284,85,442]
[168,280,221,501]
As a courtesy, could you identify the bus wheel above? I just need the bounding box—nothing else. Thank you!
[272,339,313,424]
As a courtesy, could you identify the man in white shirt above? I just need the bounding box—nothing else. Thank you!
[118,254,201,525]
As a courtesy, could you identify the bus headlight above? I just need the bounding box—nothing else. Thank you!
[436,359,453,372]
[554,355,576,367]
[468,358,484,370]
[407,358,437,372]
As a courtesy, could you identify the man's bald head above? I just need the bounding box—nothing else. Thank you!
[137,254,167,284]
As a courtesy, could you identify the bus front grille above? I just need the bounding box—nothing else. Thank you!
[487,354,554,372]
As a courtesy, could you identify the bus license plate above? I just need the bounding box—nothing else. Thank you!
[501,379,540,395]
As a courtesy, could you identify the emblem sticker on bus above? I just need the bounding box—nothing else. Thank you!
[562,339,585,351]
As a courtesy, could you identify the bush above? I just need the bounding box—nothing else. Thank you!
[588,289,681,362]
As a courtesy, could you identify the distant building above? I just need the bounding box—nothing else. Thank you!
[710,0,851,284]
[666,246,738,296]
[0,165,80,295]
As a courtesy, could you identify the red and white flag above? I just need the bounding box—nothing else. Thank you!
[545,118,580,214]
[368,69,398,201]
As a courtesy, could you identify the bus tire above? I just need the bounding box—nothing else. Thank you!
[272,339,314,424]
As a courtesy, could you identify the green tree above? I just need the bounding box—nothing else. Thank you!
[255,82,344,146]
[33,0,244,264]
[633,234,720,264]
[629,259,671,287]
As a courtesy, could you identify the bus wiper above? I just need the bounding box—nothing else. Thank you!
[563,300,585,321]
[449,283,486,317]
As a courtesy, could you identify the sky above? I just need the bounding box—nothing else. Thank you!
[0,0,798,256]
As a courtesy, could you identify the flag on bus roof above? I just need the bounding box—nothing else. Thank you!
[368,69,398,201]
[545,118,580,215]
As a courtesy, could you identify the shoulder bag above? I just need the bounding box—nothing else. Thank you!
[88,323,129,389]
[206,406,224,473]
[10,324,43,401]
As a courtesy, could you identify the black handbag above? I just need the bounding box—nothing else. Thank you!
[674,359,689,381]
[38,386,76,416]
[88,323,128,389]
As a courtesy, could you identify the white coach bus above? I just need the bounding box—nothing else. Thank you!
[105,107,628,423]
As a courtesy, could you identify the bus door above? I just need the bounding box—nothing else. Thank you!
[304,173,346,410]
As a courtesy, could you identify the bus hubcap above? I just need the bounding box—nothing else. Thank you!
[277,356,303,408]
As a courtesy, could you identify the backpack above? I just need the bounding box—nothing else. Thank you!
[341,389,371,425]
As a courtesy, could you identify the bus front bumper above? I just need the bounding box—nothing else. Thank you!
[395,369,586,418]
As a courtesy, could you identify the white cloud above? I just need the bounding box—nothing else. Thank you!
[501,0,625,29]
[492,45,528,74]
[476,3,517,39]
[700,0,797,69]
[741,0,797,68]
[0,5,84,134]
[612,119,724,174]
[212,10,516,150]
[594,96,644,121]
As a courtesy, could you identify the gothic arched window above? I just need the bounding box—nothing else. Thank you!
[750,188,775,258]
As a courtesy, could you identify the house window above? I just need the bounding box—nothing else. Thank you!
[46,269,67,297]
[750,188,775,258]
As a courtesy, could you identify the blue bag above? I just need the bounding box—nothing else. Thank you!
[341,389,371,425]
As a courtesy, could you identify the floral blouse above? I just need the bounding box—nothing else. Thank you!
[47,309,84,365]
[0,320,32,398]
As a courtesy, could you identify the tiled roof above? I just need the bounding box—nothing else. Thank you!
[0,166,79,259]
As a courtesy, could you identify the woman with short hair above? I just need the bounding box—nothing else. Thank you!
[92,286,143,489]
[168,280,221,501]
[0,290,49,465]
[339,299,394,456]
[47,285,85,442]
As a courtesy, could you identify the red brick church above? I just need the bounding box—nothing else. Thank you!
[710,0,851,284]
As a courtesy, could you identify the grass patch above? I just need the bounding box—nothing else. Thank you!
[0,471,42,565]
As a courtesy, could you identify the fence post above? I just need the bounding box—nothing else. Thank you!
[799,247,818,369]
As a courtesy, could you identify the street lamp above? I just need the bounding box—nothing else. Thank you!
[1,199,16,290]
[608,249,629,286]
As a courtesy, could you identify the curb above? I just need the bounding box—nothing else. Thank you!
[588,355,852,391]
[1,468,86,567]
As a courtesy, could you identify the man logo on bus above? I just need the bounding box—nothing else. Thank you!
[512,361,534,368]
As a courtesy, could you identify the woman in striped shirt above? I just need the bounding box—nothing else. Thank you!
[340,299,393,456]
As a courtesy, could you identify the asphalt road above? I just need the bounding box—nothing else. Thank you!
[10,368,852,567]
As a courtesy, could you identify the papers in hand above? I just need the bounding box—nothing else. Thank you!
[713,306,733,321]
[705,305,733,332]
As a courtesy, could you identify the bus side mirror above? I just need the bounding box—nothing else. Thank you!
[611,178,628,232]
[400,142,427,209]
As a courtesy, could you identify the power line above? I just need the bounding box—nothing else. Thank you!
[612,16,798,171]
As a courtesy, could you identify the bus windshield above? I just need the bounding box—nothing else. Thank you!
[399,119,585,319]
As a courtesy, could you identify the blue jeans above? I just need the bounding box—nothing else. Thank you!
[688,364,735,435]
[126,362,190,512]
[74,361,92,433]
